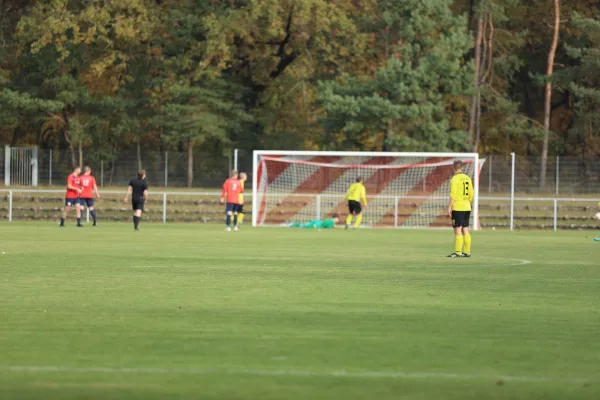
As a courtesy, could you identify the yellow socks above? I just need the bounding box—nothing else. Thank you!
[346,215,353,226]
[354,214,363,228]
[454,235,464,255]
[238,213,244,224]
[463,233,471,255]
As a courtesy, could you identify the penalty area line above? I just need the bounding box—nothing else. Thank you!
[359,257,533,269]
[477,256,532,267]
[0,365,596,384]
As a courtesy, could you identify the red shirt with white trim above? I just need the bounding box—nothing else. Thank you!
[222,178,243,204]
[66,173,81,199]
[80,175,96,198]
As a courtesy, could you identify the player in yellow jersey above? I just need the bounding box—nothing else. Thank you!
[345,177,368,229]
[447,161,474,258]
[237,172,247,225]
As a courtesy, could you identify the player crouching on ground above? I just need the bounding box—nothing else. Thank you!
[220,170,244,232]
[447,160,474,258]
[288,215,340,229]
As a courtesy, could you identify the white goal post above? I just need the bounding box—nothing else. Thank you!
[252,151,485,230]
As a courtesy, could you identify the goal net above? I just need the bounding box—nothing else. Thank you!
[252,151,485,230]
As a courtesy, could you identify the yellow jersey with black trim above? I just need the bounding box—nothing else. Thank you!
[239,181,245,204]
[346,182,367,205]
[450,173,473,211]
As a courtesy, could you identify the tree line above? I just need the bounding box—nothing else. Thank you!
[1,0,599,186]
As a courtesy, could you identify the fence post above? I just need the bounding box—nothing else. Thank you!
[316,195,321,220]
[164,151,168,187]
[4,145,10,186]
[553,199,558,232]
[488,155,492,193]
[32,146,39,187]
[8,190,13,222]
[555,156,560,196]
[234,149,239,171]
[162,192,167,224]
[394,196,399,228]
[86,207,90,223]
[49,149,53,185]
[510,152,515,231]
[100,160,104,188]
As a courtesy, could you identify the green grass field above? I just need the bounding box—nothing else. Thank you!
[0,222,599,399]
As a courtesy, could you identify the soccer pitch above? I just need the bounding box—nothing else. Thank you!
[0,223,599,400]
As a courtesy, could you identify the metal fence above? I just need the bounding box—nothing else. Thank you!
[1,147,599,195]
[35,149,253,188]
[0,147,4,184]
[479,155,600,195]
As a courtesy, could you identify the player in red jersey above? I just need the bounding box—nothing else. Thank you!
[220,170,244,232]
[60,166,83,227]
[80,166,101,226]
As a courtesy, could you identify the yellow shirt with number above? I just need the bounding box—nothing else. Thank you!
[450,173,473,211]
[346,183,367,205]
[239,181,245,204]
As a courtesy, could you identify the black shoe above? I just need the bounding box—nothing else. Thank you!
[463,253,471,258]
[447,252,463,258]
[93,223,97,227]
[77,224,84,228]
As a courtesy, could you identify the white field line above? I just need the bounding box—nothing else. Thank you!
[360,257,532,269]
[0,365,597,384]
[477,257,532,266]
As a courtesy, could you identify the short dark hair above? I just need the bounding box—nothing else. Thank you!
[453,160,464,170]
[84,166,91,173]
[137,170,146,179]
[356,177,362,183]
[332,213,339,219]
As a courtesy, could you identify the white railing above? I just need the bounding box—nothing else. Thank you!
[0,189,221,224]
[0,189,597,230]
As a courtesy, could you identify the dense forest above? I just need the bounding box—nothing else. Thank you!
[1,0,599,181]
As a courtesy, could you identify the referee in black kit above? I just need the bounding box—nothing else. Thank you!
[124,170,148,232]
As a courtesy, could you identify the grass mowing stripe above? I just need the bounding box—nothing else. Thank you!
[2,365,598,384]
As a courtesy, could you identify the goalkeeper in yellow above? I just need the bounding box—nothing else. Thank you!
[237,172,247,225]
[345,177,368,229]
[447,161,474,258]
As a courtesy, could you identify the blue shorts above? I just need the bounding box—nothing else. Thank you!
[80,198,94,208]
[226,203,242,213]
[65,198,81,207]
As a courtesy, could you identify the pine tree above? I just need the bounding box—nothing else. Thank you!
[561,13,600,156]
[318,0,474,151]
